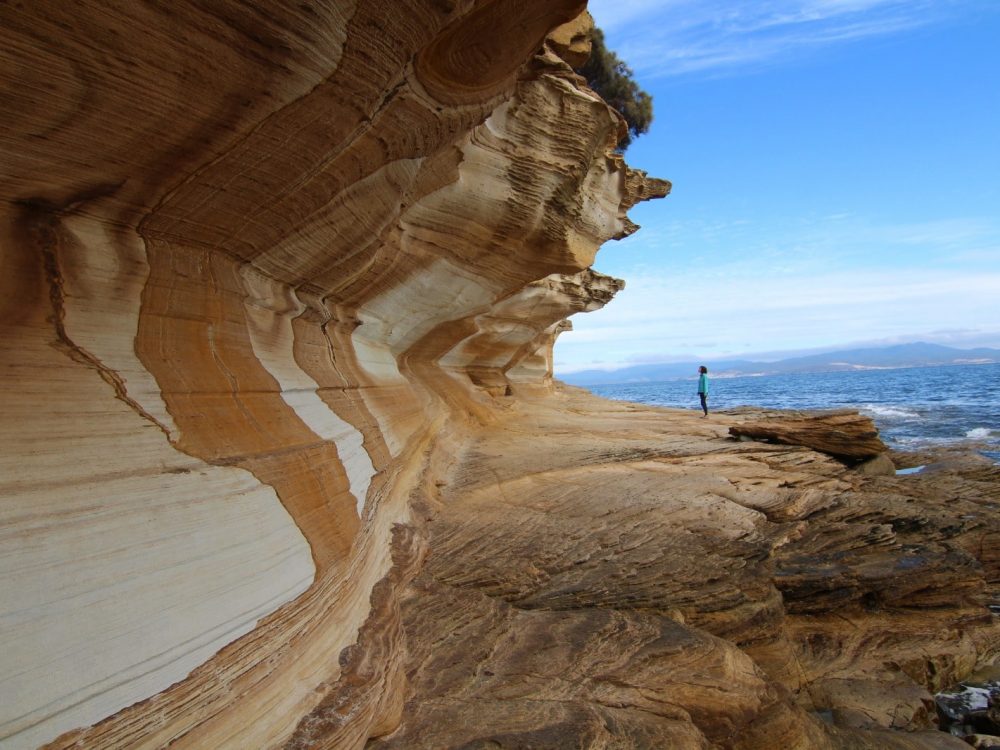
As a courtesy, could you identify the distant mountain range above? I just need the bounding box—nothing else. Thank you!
[558,343,1000,386]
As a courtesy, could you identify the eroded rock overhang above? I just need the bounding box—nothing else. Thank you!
[0,2,667,747]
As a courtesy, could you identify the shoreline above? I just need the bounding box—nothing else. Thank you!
[560,358,1000,387]
[571,366,1000,466]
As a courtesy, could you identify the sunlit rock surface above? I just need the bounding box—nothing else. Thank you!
[0,2,665,747]
[1,2,996,749]
[729,411,888,462]
[373,392,1000,749]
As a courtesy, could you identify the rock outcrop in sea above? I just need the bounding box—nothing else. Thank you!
[1,3,997,749]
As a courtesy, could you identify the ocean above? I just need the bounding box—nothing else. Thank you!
[584,362,1000,458]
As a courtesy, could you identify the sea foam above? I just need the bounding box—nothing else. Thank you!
[965,427,994,439]
[861,404,920,419]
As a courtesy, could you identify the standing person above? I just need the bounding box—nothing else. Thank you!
[697,365,709,416]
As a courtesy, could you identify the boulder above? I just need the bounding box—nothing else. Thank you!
[856,452,897,476]
[729,411,888,462]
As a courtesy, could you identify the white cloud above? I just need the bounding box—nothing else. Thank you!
[586,0,968,78]
[605,214,1000,275]
[554,266,1000,371]
[555,210,1000,372]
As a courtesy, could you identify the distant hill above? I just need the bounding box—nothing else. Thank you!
[558,342,1000,386]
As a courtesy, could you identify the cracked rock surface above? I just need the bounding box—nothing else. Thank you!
[370,390,1000,749]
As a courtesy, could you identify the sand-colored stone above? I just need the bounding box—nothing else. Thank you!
[0,2,660,747]
[371,390,998,749]
[1,2,997,749]
[729,411,889,462]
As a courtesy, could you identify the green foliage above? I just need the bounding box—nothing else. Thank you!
[577,27,653,151]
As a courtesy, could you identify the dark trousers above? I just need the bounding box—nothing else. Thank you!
[699,393,708,415]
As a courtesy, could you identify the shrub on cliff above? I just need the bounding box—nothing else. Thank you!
[577,27,653,151]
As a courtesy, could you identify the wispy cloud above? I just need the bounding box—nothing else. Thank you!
[607,213,1000,276]
[555,207,1000,371]
[554,265,1000,371]
[587,0,973,78]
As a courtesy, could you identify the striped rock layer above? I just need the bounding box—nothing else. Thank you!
[0,2,665,748]
[4,3,998,750]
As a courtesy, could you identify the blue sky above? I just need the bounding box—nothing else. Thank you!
[554,0,1000,373]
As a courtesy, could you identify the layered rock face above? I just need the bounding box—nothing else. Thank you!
[0,2,665,747]
[2,2,997,750]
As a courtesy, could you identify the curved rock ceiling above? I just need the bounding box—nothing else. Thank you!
[0,2,666,747]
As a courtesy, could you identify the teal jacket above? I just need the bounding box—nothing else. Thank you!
[698,373,709,395]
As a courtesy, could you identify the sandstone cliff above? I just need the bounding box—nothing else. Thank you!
[0,2,663,746]
[0,3,996,749]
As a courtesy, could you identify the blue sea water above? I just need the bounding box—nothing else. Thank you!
[585,363,1000,453]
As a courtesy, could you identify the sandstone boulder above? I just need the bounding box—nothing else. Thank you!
[856,452,897,476]
[729,411,889,462]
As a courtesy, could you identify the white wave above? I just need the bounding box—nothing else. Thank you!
[965,427,995,439]
[890,435,963,447]
[861,404,920,419]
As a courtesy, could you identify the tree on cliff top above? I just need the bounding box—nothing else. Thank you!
[577,27,653,151]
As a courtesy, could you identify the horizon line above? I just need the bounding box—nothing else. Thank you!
[555,339,1000,375]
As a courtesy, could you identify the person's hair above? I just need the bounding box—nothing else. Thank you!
[699,366,708,373]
